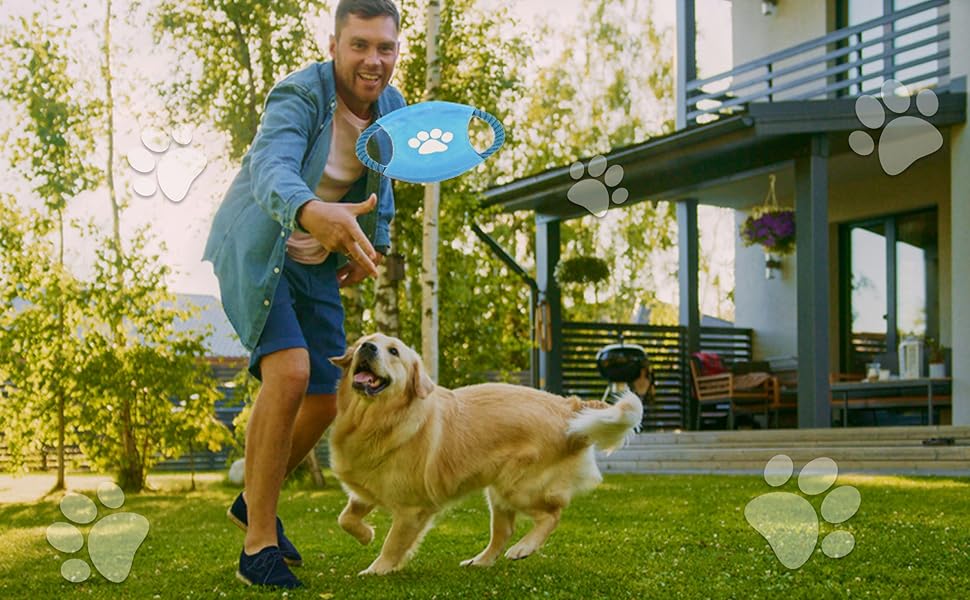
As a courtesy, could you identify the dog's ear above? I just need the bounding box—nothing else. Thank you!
[407,358,436,399]
[329,344,356,370]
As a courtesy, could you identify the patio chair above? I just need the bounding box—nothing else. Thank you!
[690,352,780,430]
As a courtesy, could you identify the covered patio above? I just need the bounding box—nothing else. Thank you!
[482,95,965,431]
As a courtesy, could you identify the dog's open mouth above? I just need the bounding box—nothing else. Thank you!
[352,361,390,395]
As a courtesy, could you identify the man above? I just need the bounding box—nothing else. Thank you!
[202,0,405,589]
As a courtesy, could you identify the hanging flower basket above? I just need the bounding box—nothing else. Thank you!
[741,209,796,255]
[740,174,796,256]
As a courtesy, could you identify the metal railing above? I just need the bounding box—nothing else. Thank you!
[686,0,950,125]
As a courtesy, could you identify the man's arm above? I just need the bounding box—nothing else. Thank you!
[248,83,319,231]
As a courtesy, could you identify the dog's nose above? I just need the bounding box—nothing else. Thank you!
[359,342,378,357]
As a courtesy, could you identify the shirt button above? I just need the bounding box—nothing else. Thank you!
[280,230,286,237]
[273,267,280,274]
[264,299,270,306]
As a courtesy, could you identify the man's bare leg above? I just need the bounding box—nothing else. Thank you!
[243,348,309,555]
[285,393,337,476]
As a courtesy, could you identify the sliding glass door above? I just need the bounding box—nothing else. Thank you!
[840,209,939,374]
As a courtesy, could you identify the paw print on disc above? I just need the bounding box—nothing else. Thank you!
[566,155,628,218]
[408,128,454,155]
[46,482,150,583]
[744,455,860,569]
[126,125,207,203]
[848,79,943,176]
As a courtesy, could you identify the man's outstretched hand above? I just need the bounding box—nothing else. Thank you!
[337,253,384,288]
[297,194,380,277]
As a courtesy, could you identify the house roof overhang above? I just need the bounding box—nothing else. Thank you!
[482,92,967,221]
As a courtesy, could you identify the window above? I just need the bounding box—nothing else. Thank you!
[839,209,939,374]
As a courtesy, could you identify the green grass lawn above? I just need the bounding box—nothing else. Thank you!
[1,471,968,599]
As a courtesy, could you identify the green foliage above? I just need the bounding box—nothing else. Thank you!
[0,14,103,214]
[0,15,102,482]
[226,367,261,462]
[379,0,533,386]
[0,197,86,471]
[75,229,231,491]
[154,0,329,160]
[555,256,610,287]
[0,10,234,491]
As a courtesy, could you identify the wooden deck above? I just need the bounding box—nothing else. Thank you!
[599,425,970,477]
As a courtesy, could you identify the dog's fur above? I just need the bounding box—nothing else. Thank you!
[328,333,642,575]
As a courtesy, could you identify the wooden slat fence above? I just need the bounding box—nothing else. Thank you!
[562,322,753,430]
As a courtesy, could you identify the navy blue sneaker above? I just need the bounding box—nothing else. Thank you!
[228,492,303,567]
[236,546,303,589]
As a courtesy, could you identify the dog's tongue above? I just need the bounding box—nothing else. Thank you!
[354,371,377,385]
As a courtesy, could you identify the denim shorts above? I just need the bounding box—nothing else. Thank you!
[248,253,346,395]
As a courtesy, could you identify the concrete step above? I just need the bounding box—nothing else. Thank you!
[628,425,970,446]
[606,445,970,462]
[597,426,970,476]
[598,459,970,477]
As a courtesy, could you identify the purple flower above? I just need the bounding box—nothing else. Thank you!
[740,209,796,254]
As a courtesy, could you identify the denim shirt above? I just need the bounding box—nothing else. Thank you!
[203,61,406,351]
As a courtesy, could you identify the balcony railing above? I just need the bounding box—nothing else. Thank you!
[685,0,950,126]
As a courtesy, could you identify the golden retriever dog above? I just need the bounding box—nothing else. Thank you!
[328,333,642,575]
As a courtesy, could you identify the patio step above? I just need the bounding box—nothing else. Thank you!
[597,425,970,476]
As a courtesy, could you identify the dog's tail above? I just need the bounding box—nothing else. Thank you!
[566,391,643,454]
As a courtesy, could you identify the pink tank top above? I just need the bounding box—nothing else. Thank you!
[286,97,372,264]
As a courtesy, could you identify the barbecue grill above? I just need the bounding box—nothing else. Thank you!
[595,343,648,402]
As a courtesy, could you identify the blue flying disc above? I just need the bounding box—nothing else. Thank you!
[355,101,505,183]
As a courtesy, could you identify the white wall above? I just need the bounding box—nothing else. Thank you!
[948,0,970,425]
[731,0,835,101]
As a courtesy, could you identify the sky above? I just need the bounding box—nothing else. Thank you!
[0,0,733,305]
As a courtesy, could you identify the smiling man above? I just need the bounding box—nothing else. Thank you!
[202,0,405,589]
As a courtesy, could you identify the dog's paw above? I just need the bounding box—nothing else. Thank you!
[350,524,375,546]
[358,560,397,576]
[504,541,538,561]
[339,519,375,546]
[460,555,497,568]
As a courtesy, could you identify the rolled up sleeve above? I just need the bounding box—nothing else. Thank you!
[247,83,319,230]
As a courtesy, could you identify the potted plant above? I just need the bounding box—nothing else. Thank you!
[925,337,947,379]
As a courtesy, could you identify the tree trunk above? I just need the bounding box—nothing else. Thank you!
[304,445,326,488]
[421,0,442,380]
[104,0,143,492]
[54,209,66,492]
[374,222,400,337]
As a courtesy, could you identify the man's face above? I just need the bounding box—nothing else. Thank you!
[330,14,400,112]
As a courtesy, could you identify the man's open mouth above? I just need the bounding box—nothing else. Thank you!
[352,361,390,395]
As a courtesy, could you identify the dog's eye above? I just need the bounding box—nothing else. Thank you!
[388,347,399,356]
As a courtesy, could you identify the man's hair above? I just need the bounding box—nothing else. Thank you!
[335,0,400,36]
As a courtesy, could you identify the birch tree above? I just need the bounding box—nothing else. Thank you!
[0,14,102,491]
[420,0,441,380]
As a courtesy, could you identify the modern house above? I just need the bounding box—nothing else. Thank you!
[483,0,969,433]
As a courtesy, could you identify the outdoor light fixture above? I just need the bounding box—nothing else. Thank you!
[762,0,778,16]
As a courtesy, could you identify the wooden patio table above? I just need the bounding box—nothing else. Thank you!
[830,378,952,427]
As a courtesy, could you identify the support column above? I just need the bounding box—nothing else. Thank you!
[676,0,697,129]
[678,199,700,429]
[795,135,831,429]
[678,199,700,355]
[536,215,562,394]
